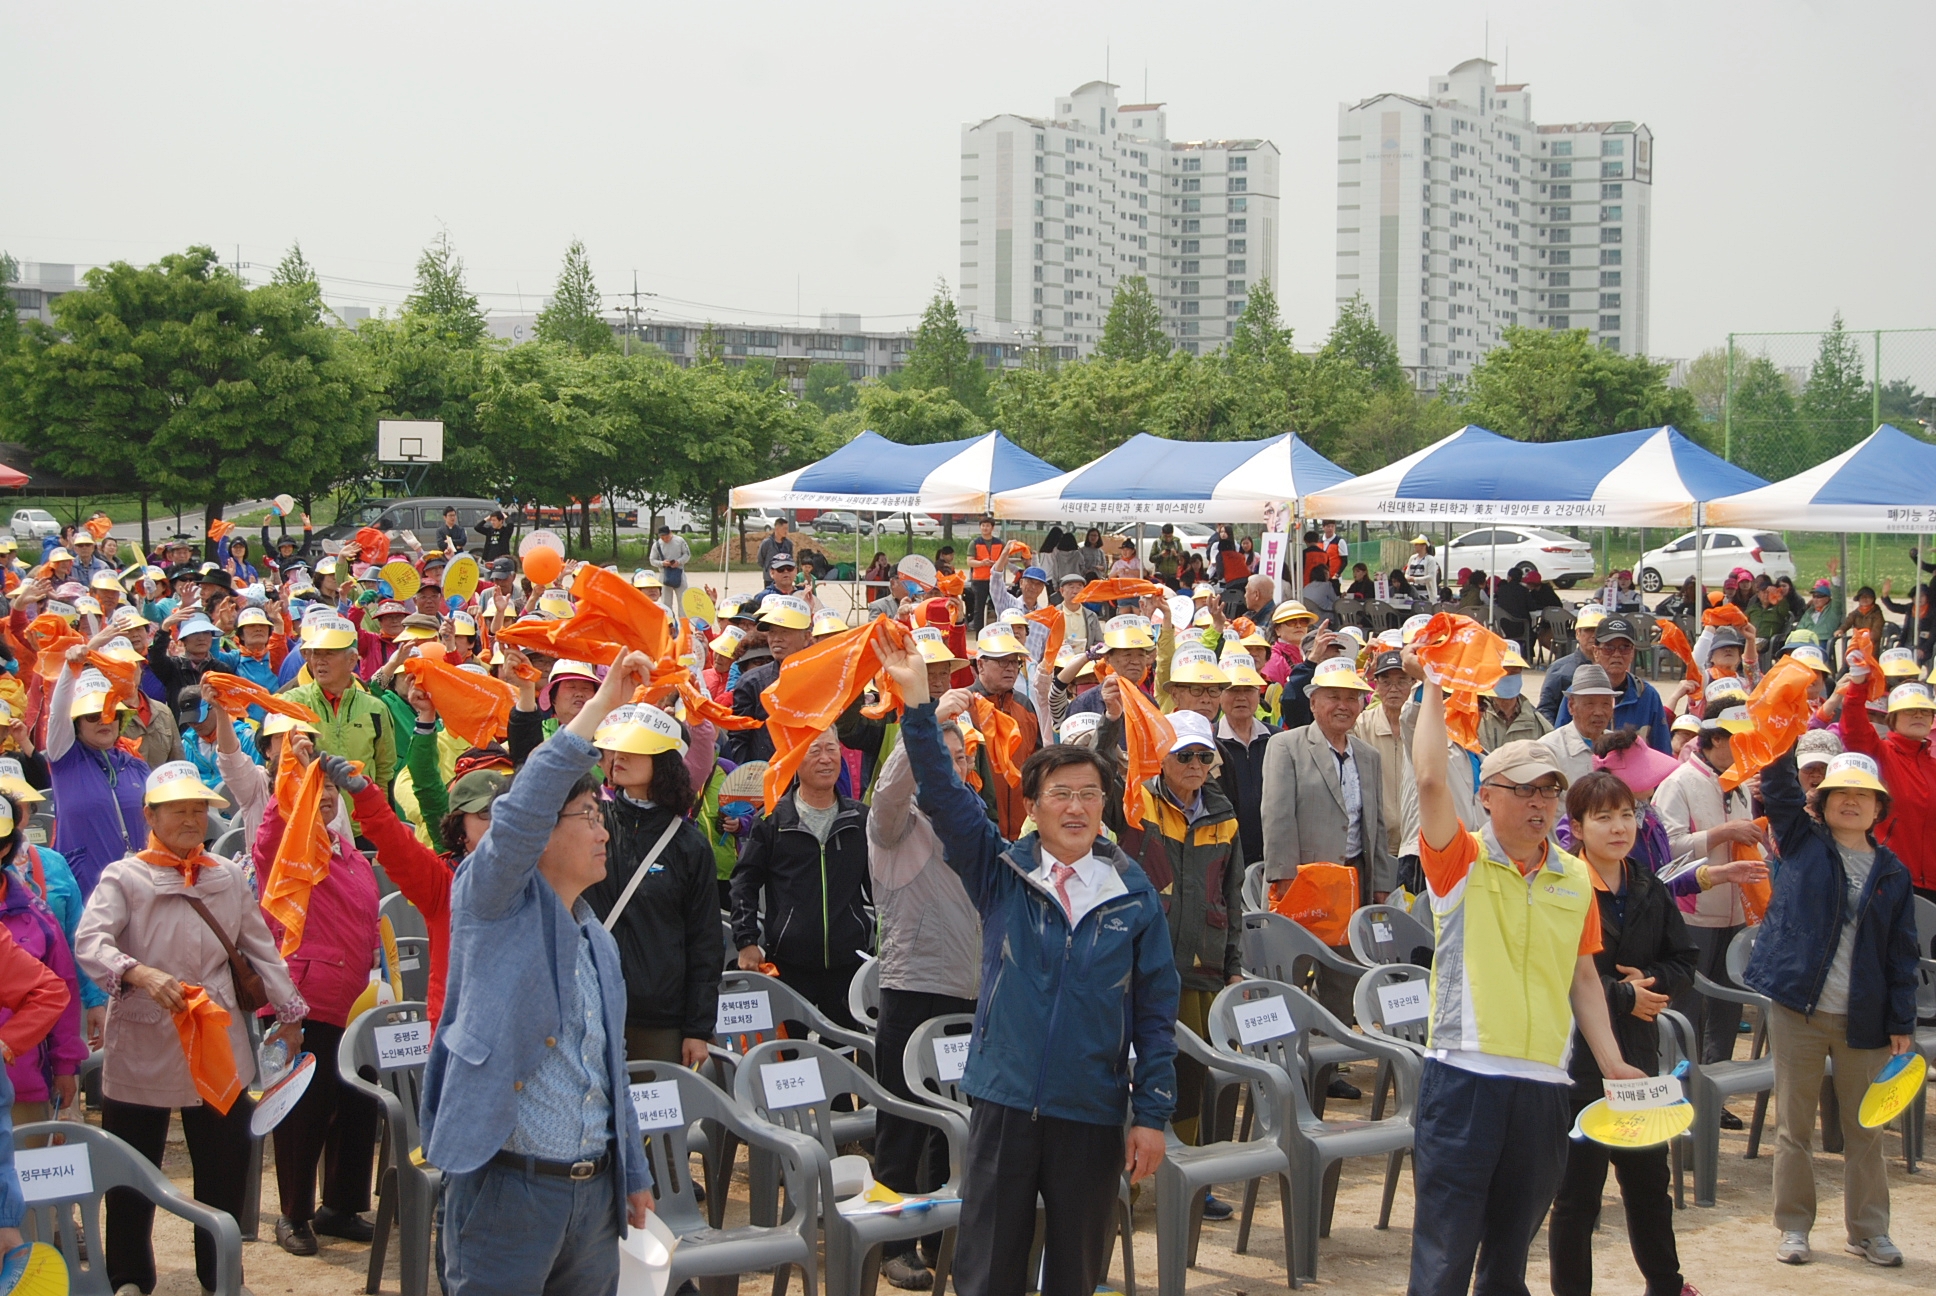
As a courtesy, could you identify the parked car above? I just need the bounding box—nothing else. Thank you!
[313,497,506,551]
[1444,526,1596,588]
[1638,528,1796,592]
[871,511,942,538]
[1116,521,1215,564]
[810,510,870,536]
[10,509,59,544]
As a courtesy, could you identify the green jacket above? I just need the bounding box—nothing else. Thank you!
[1745,600,1792,645]
[283,680,398,790]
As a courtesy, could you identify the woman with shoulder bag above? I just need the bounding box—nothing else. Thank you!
[76,761,305,1296]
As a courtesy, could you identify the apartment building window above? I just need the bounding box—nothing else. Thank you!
[1601,183,1623,200]
[1600,270,1621,286]
[1550,294,1571,308]
[1229,218,1246,233]
[1035,133,1045,149]
[1181,260,1199,274]
[1552,162,1572,178]
[1183,218,1200,232]
[1034,221,1044,237]
[1550,185,1572,200]
[1600,314,1621,331]
[1603,335,1620,351]
[1035,155,1045,172]
[1182,156,1201,171]
[1229,177,1247,192]
[1601,206,1622,222]
[1033,288,1043,303]
[1034,179,1043,195]
[1064,269,1075,282]
[1182,198,1200,212]
[1230,155,1247,171]
[1228,259,1246,273]
[1064,290,1074,304]
[1181,239,1200,254]
[1601,226,1622,243]
[1229,197,1247,212]
[1227,299,1245,315]
[1551,206,1571,222]
[1551,250,1572,265]
[1552,141,1572,156]
[1182,321,1200,336]
[1550,228,1571,243]
[1602,162,1624,177]
[1033,309,1043,324]
[1229,238,1246,253]
[1601,250,1622,265]
[1033,265,1043,281]
[1603,139,1625,156]
[1182,177,1201,192]
[1181,301,1199,315]
[1180,281,1199,295]
[1550,271,1571,287]
[1600,293,1622,308]
[1227,280,1245,296]
[1548,315,1569,329]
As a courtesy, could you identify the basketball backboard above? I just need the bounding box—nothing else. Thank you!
[377,420,444,463]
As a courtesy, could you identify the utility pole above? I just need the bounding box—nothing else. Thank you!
[615,271,655,355]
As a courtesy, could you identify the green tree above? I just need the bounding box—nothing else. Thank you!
[901,279,990,416]
[1318,294,1407,393]
[534,239,616,356]
[1878,378,1928,431]
[1796,313,1870,457]
[1681,347,1729,429]
[804,362,856,414]
[1726,353,1801,478]
[693,322,724,366]
[273,241,317,291]
[843,384,985,446]
[1226,280,1294,363]
[405,229,487,346]
[1461,326,1697,442]
[1096,276,1170,363]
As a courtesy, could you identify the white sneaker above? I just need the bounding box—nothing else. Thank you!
[1846,1235,1903,1267]
[1774,1231,1811,1264]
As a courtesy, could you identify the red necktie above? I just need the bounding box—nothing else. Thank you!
[1050,862,1078,920]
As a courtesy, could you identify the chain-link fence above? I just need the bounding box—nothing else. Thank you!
[1717,326,1936,483]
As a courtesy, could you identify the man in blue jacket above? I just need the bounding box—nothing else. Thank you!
[880,640,1179,1296]
[421,650,658,1295]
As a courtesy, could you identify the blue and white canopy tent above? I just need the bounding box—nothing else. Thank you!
[1300,424,1766,529]
[729,429,1061,515]
[988,432,1354,524]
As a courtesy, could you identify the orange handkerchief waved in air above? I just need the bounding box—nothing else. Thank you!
[1069,578,1166,608]
[679,680,761,732]
[1414,613,1508,754]
[760,616,913,813]
[199,672,322,726]
[967,694,1024,790]
[172,984,242,1115]
[1702,603,1751,633]
[1027,606,1066,666]
[1845,628,1882,709]
[1655,619,1698,679]
[498,566,670,667]
[85,650,138,722]
[402,657,516,748]
[1718,656,1817,793]
[263,753,335,958]
[1732,815,1774,924]
[27,614,84,682]
[1097,660,1175,823]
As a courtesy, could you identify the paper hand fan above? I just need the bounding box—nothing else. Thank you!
[1858,1051,1927,1129]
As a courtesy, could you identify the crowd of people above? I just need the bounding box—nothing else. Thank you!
[0,508,1929,1296]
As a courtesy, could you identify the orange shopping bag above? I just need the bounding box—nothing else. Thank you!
[1269,863,1359,947]
[1733,816,1773,924]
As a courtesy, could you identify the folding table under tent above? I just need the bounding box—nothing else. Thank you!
[1703,424,1936,532]
[728,429,1062,515]
[1299,424,1767,529]
[987,432,1354,524]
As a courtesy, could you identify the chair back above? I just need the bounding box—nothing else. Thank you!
[14,1121,244,1295]
[1242,909,1357,996]
[394,935,432,1004]
[210,824,248,860]
[1346,903,1435,967]
[24,810,56,847]
[1241,860,1267,913]
[903,1013,975,1116]
[1723,926,1761,989]
[1656,1008,1696,1079]
[1351,963,1433,1051]
[1914,895,1936,960]
[339,1000,434,1156]
[734,1038,917,1165]
[720,915,736,970]
[1203,980,1341,1129]
[846,958,881,1033]
[625,1060,817,1236]
[712,969,875,1066]
[379,890,428,942]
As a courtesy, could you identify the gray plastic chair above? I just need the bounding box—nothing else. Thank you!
[845,958,881,1034]
[1345,903,1435,968]
[1209,981,1415,1284]
[393,934,432,1005]
[339,1000,439,1296]
[1158,1025,1297,1295]
[903,1015,1139,1296]
[1241,860,1267,914]
[1240,911,1364,1110]
[1350,963,1432,1123]
[1655,1009,1698,1210]
[379,889,428,942]
[626,1059,823,1296]
[24,810,56,847]
[736,1039,965,1296]
[15,1120,244,1296]
[201,808,231,846]
[209,825,247,860]
[1687,927,1773,1206]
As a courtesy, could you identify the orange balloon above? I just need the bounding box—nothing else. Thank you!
[524,547,563,586]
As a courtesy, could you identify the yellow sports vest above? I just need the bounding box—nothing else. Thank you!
[1426,826,1594,1068]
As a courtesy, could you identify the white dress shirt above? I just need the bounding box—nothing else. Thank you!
[1029,848,1127,929]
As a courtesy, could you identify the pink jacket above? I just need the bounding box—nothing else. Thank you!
[253,797,380,1028]
[1261,638,1303,687]
[76,854,304,1108]
[1,873,87,1103]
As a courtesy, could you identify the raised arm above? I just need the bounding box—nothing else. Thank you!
[1403,650,1460,853]
[879,640,1007,906]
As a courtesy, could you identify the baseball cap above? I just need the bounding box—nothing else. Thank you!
[708,626,746,660]
[1479,740,1569,791]
[1020,566,1049,583]
[1409,534,1431,545]
[1707,625,1747,651]
[489,556,518,578]
[1574,606,1607,631]
[548,660,601,688]
[767,552,797,570]
[1566,664,1619,697]
[89,570,122,591]
[975,624,1027,658]
[1817,752,1886,794]
[1400,614,1433,645]
[448,768,511,815]
[98,637,144,664]
[1102,615,1155,650]
[1811,580,1833,598]
[1058,712,1104,743]
[261,713,319,738]
[1058,571,1086,589]
[1270,600,1315,626]
[1595,615,1639,645]
[1785,644,1832,674]
[449,611,479,637]
[144,760,224,805]
[1500,638,1531,670]
[632,569,662,590]
[236,607,273,630]
[594,703,688,756]
[46,548,74,563]
[1166,710,1217,753]
[374,600,409,618]
[1795,729,1842,768]
[1671,712,1702,737]
[1879,647,1919,678]
[1305,658,1371,697]
[69,669,124,719]
[1702,675,1750,707]
[758,595,812,630]
[1169,645,1228,686]
[1371,649,1406,678]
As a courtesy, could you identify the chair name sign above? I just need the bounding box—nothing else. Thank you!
[375,1021,432,1070]
[1377,981,1430,1025]
[1371,920,1395,944]
[761,1057,827,1109]
[15,1145,92,1203]
[716,991,773,1034]
[1603,1075,1681,1110]
[1233,995,1297,1045]
[932,1036,971,1083]
[629,1081,685,1131]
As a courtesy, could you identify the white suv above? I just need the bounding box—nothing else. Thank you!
[1638,528,1797,592]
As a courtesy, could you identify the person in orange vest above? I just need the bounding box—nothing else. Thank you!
[968,517,1003,630]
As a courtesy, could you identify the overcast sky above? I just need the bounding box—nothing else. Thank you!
[7,2,1932,366]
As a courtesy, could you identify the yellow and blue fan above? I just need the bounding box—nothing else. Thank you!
[1858,1052,1927,1129]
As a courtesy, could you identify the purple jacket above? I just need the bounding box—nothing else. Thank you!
[1,871,88,1103]
[48,742,148,896]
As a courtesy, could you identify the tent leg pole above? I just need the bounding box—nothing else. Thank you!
[1838,532,1850,667]
[1915,534,1927,662]
[1489,531,1497,631]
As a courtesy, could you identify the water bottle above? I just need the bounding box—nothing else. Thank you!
[257,1034,294,1090]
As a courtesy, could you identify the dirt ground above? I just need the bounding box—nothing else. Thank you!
[116,1059,1930,1296]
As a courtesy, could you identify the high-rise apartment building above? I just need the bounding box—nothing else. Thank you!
[1336,58,1652,391]
[961,81,1278,356]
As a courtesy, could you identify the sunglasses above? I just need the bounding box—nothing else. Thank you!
[1171,748,1217,765]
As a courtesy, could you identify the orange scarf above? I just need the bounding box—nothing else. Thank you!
[26,614,83,682]
[1413,613,1508,755]
[1068,578,1165,607]
[759,615,912,813]
[200,672,321,726]
[172,984,242,1114]
[402,656,516,748]
[1027,606,1066,666]
[137,832,221,887]
[1702,603,1751,633]
[86,651,141,723]
[497,565,671,667]
[967,694,1024,790]
[262,752,334,957]
[1718,656,1817,793]
[1096,661,1174,823]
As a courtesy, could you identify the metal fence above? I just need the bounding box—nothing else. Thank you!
[1719,326,1936,483]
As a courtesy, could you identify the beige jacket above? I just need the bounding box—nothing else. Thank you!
[1353,704,1407,857]
[77,854,304,1108]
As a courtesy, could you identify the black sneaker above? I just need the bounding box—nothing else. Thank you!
[313,1207,375,1242]
[1719,1110,1744,1131]
[276,1217,319,1256]
[882,1254,935,1290]
[1202,1192,1234,1221]
[1327,1077,1363,1100]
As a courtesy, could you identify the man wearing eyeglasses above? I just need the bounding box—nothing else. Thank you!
[879,640,1178,1296]
[1402,648,1644,1296]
